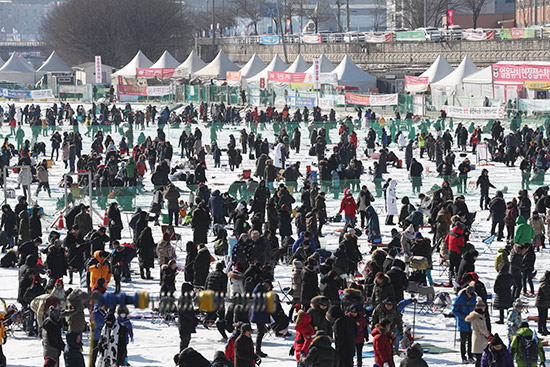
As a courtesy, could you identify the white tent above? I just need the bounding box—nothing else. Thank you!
[0,53,36,85]
[247,54,288,84]
[239,54,267,81]
[406,55,454,93]
[305,54,336,74]
[285,55,310,73]
[462,66,493,98]
[332,55,376,91]
[431,55,478,108]
[112,50,153,77]
[174,51,207,77]
[151,51,180,69]
[37,51,73,73]
[193,50,239,79]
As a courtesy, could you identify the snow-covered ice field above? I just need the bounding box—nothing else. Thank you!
[0,103,548,366]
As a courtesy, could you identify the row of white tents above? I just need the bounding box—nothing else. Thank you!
[0,51,73,85]
[113,49,378,91]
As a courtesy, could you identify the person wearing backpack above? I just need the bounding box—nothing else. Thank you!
[510,321,546,367]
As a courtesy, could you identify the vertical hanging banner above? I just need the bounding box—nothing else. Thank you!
[448,9,454,26]
[95,56,102,84]
[313,57,321,90]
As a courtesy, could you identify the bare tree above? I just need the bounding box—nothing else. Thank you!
[463,0,489,28]
[400,0,463,29]
[230,0,268,34]
[309,0,332,32]
[371,0,387,31]
[40,0,190,67]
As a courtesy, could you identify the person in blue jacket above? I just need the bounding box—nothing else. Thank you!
[91,302,107,366]
[250,281,272,358]
[292,231,317,253]
[366,205,381,246]
[208,190,230,225]
[452,285,477,364]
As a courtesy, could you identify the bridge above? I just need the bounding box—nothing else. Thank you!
[197,37,550,75]
[0,41,47,60]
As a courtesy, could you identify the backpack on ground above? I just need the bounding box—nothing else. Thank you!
[519,335,539,364]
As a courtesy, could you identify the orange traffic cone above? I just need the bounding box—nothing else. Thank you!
[57,213,64,229]
[103,208,109,226]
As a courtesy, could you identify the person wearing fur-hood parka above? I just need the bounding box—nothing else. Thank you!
[371,272,395,306]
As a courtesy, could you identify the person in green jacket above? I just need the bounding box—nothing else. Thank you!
[494,244,511,273]
[300,330,335,367]
[371,298,404,335]
[124,157,138,186]
[509,322,546,367]
[514,216,535,245]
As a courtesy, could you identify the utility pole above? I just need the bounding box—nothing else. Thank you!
[336,0,342,32]
[424,0,427,27]
[212,0,216,47]
[346,0,350,31]
[276,0,289,64]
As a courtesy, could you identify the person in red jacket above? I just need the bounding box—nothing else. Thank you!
[294,310,315,365]
[372,318,395,367]
[445,224,465,285]
[347,304,369,367]
[339,189,359,227]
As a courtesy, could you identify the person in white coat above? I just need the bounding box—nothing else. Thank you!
[18,166,33,200]
[386,179,398,225]
[274,142,284,169]
[398,132,407,151]
[16,107,23,125]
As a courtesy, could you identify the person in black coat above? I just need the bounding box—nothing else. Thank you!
[327,305,357,367]
[1,204,17,251]
[64,203,84,233]
[321,270,343,305]
[191,202,211,245]
[17,238,41,266]
[42,307,65,364]
[64,225,85,284]
[178,282,199,350]
[476,169,495,210]
[29,207,42,241]
[387,259,409,303]
[108,202,123,241]
[193,244,211,288]
[493,265,513,323]
[160,260,177,296]
[301,260,320,309]
[510,244,524,299]
[205,262,228,334]
[88,227,110,257]
[184,241,197,284]
[45,241,67,284]
[489,191,506,241]
[135,226,155,279]
[278,206,293,238]
[235,324,259,367]
[518,189,532,220]
[173,347,210,367]
[521,243,536,295]
[211,351,232,367]
[457,249,478,284]
[307,295,332,334]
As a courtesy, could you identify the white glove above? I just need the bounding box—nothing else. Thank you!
[384,363,390,367]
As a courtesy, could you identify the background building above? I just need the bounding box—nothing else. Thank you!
[0,0,65,41]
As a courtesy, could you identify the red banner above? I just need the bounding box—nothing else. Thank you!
[267,71,307,83]
[344,93,398,106]
[119,85,147,96]
[303,34,322,44]
[365,32,392,43]
[448,9,454,26]
[136,68,175,78]
[492,64,550,82]
[405,76,429,87]
[462,30,494,41]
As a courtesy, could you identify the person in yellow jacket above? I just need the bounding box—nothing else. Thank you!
[418,133,426,158]
[88,250,111,290]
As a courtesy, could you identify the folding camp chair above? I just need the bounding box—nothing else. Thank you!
[161,225,183,250]
[482,234,496,253]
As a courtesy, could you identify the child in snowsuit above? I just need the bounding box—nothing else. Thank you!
[117,305,133,366]
[64,330,85,367]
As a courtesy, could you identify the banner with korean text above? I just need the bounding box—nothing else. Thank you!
[443,105,505,119]
[344,93,398,106]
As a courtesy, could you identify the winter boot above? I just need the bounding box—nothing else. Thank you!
[140,267,145,279]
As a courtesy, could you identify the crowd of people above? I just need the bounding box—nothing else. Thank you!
[0,100,547,367]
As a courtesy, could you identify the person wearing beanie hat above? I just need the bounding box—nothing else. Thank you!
[300,327,336,367]
[156,230,175,279]
[42,306,64,366]
[338,188,358,227]
[400,342,429,367]
[479,333,513,367]
[465,297,491,365]
[97,311,127,367]
[235,323,260,367]
[326,305,356,367]
[453,285,477,363]
[347,304,369,367]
